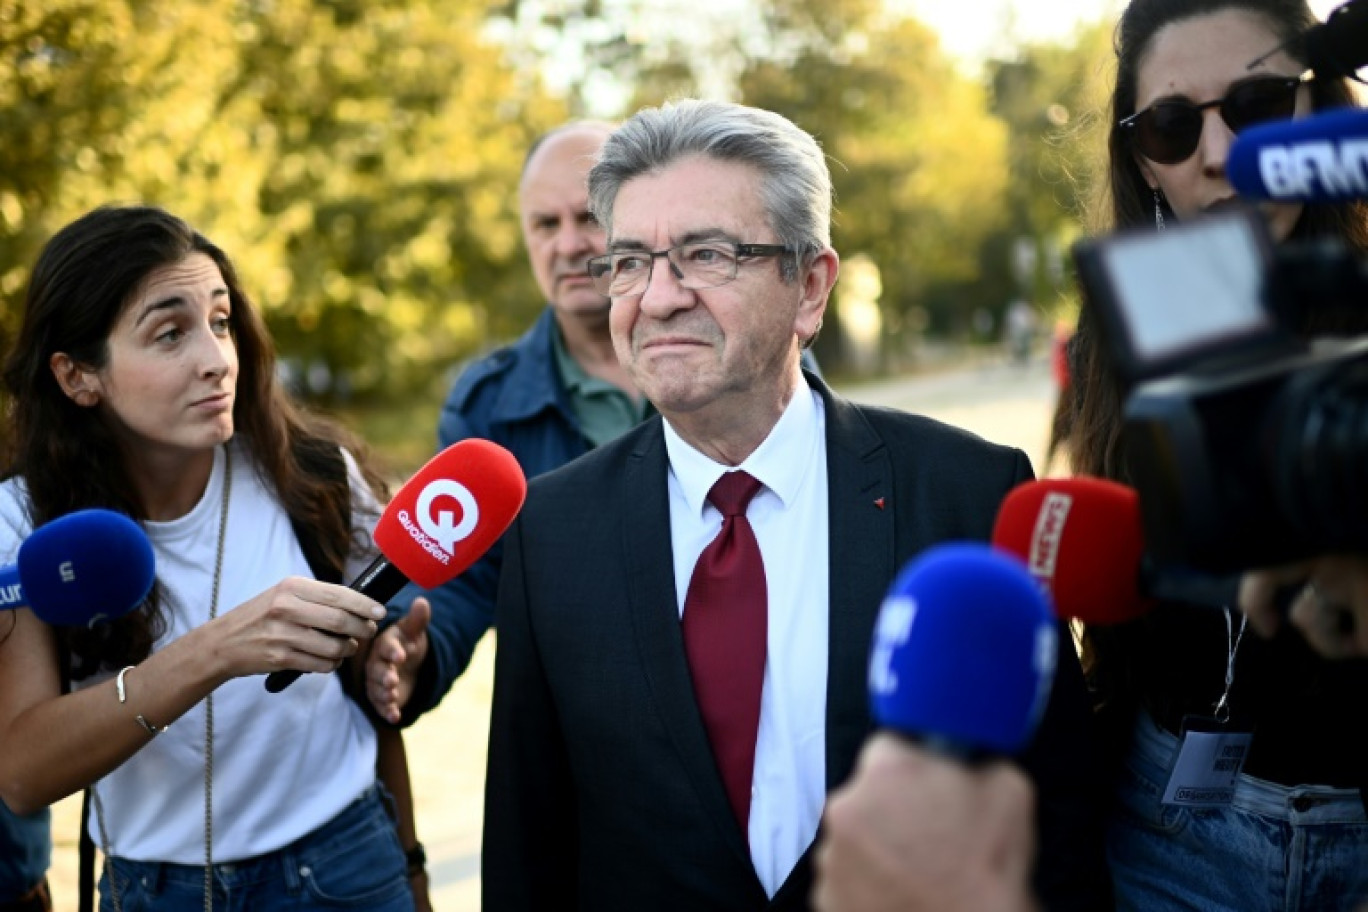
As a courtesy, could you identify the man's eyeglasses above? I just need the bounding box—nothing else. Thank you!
[587,241,791,299]
[1118,74,1309,165]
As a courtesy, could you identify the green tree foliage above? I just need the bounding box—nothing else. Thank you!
[3,0,1121,403]
[736,10,1010,347]
[1,0,567,403]
[980,19,1115,326]
[533,0,1014,364]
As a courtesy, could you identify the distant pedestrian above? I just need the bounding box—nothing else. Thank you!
[1004,298,1037,365]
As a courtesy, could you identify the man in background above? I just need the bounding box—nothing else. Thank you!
[366,120,647,723]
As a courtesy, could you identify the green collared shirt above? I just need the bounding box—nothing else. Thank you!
[551,323,653,448]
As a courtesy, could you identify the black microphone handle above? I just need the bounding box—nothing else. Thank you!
[264,555,412,693]
[1137,556,1241,609]
[1247,0,1368,76]
[1137,557,1311,628]
[1307,0,1368,79]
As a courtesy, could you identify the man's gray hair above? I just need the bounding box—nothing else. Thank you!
[587,100,832,281]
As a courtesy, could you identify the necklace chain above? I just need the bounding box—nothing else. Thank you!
[203,444,230,912]
[94,445,232,912]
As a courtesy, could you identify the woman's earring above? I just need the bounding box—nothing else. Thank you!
[1152,189,1166,232]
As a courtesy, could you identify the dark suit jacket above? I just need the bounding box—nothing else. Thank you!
[483,374,1112,911]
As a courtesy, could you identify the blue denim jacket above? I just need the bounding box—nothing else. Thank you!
[0,801,49,901]
[392,307,592,722]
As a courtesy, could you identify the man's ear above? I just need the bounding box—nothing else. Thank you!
[50,352,102,407]
[796,247,839,346]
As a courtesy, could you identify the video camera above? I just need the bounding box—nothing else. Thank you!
[1072,208,1368,574]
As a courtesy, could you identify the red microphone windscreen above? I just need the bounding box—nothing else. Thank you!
[372,439,527,589]
[992,477,1149,625]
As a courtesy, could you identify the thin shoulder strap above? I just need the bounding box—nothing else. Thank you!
[79,789,95,912]
[291,445,348,585]
[59,642,97,912]
[289,446,377,709]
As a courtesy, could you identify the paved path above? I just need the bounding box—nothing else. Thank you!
[47,356,1060,911]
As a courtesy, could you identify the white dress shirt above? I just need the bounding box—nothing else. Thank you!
[664,385,830,896]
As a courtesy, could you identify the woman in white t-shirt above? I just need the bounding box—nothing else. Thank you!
[0,205,421,911]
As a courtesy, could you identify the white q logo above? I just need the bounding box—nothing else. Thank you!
[416,480,480,555]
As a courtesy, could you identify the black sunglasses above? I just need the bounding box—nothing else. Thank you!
[1118,74,1309,165]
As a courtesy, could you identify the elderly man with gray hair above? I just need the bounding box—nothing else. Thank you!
[481,99,1110,912]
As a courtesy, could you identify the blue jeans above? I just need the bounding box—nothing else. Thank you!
[1109,711,1368,911]
[98,786,412,912]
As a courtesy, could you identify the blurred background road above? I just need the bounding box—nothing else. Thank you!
[46,353,1060,912]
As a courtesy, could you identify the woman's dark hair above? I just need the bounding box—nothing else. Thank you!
[0,205,388,678]
[1064,0,1368,744]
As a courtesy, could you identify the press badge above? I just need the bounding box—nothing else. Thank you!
[1161,716,1253,807]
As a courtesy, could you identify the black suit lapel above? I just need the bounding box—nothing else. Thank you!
[767,377,897,910]
[621,420,757,873]
[815,379,896,790]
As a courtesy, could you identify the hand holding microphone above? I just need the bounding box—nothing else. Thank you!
[816,734,1039,912]
[1240,555,1368,659]
[264,438,527,692]
[209,575,392,682]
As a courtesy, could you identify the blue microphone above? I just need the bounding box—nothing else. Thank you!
[1227,107,1368,202]
[0,509,155,626]
[868,542,1058,757]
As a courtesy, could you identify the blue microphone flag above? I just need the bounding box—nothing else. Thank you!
[868,543,1057,756]
[1227,108,1368,202]
[0,509,155,625]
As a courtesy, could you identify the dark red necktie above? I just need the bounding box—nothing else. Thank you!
[682,470,768,831]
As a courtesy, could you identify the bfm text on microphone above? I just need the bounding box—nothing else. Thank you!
[991,478,1242,626]
[1227,108,1368,203]
[868,543,1058,758]
[0,509,155,626]
[265,437,527,692]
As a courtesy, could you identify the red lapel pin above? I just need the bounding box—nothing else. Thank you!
[874,497,886,510]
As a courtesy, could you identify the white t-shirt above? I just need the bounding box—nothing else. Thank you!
[0,438,383,863]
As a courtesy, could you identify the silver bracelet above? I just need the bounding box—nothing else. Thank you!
[115,665,134,703]
[115,665,169,736]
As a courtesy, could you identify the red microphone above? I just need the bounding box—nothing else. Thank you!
[992,477,1147,625]
[992,478,1239,625]
[265,438,527,692]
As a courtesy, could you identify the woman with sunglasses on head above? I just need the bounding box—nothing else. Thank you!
[1064,0,1368,909]
[0,205,427,912]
